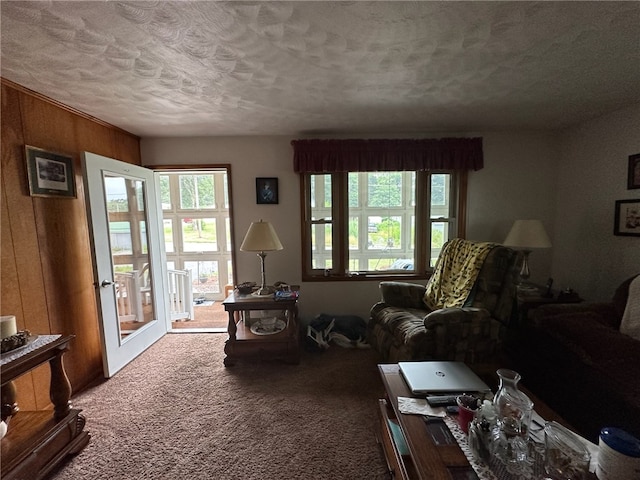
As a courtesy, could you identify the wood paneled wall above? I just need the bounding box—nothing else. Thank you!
[1,79,141,408]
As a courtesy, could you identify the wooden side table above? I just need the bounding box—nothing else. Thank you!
[515,285,583,327]
[1,335,90,480]
[222,291,300,366]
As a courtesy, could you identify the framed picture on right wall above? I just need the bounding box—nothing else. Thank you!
[628,153,640,189]
[614,199,640,236]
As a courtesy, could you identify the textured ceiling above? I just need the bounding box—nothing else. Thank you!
[2,1,639,137]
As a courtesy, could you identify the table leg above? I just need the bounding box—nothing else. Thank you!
[1,380,19,423]
[227,310,237,341]
[224,310,238,367]
[49,347,72,420]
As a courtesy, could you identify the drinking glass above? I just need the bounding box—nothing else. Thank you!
[542,421,591,480]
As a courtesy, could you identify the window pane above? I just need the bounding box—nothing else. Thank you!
[114,263,133,274]
[160,175,171,210]
[139,220,148,254]
[348,216,359,250]
[311,223,331,269]
[431,174,450,216]
[368,172,402,207]
[348,174,359,207]
[109,221,132,255]
[348,172,414,272]
[185,260,220,294]
[163,219,174,253]
[348,257,359,271]
[367,215,401,250]
[223,174,229,209]
[227,260,233,286]
[431,221,449,267]
[105,177,128,213]
[311,174,331,219]
[180,174,215,209]
[181,218,217,252]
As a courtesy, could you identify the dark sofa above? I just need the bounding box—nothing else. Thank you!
[506,274,640,443]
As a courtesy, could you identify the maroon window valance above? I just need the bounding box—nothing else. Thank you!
[292,137,483,173]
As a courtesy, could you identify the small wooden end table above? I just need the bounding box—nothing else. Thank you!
[222,291,300,366]
[515,285,583,326]
[1,335,90,480]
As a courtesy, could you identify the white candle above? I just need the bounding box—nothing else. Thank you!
[0,315,17,339]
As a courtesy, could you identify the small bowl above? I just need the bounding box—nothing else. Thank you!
[260,317,277,331]
[236,282,255,294]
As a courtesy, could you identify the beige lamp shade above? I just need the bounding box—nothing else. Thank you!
[240,220,283,252]
[503,219,551,249]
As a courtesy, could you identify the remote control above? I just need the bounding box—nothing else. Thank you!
[426,395,458,407]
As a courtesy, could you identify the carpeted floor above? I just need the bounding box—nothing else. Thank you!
[51,334,388,480]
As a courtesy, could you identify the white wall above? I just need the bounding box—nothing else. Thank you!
[142,131,562,322]
[552,104,640,301]
[467,132,559,285]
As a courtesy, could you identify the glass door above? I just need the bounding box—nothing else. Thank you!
[83,152,168,377]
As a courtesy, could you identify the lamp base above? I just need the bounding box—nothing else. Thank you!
[252,285,275,296]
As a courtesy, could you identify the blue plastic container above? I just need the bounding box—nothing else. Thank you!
[596,427,640,480]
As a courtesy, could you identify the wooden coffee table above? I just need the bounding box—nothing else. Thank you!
[376,364,572,480]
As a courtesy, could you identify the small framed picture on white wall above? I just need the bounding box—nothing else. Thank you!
[614,199,640,236]
[256,177,278,204]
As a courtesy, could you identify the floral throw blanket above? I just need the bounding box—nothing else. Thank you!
[620,274,640,340]
[424,238,497,310]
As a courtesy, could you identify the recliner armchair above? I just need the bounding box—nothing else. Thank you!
[367,238,518,364]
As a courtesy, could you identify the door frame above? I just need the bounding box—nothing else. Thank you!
[146,163,237,316]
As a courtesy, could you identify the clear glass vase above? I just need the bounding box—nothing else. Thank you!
[491,368,534,475]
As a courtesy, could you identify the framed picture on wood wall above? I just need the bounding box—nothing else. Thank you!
[25,146,76,198]
[614,199,640,236]
[628,153,640,189]
[256,177,278,204]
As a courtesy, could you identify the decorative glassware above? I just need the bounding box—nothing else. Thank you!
[542,421,590,480]
[469,400,497,462]
[491,368,534,474]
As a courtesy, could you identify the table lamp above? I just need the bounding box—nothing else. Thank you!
[503,219,551,283]
[240,220,283,295]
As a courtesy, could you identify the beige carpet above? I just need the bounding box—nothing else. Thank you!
[51,334,388,480]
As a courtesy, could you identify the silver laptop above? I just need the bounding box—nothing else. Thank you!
[398,361,491,395]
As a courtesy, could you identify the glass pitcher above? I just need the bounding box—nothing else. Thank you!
[491,368,534,474]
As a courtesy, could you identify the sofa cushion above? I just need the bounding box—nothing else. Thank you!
[367,305,436,361]
[371,304,429,335]
[423,307,490,328]
[379,282,427,310]
[536,312,631,364]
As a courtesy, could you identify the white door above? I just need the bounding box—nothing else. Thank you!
[83,152,169,377]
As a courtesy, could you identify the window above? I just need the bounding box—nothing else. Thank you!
[301,170,465,280]
[293,137,481,281]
